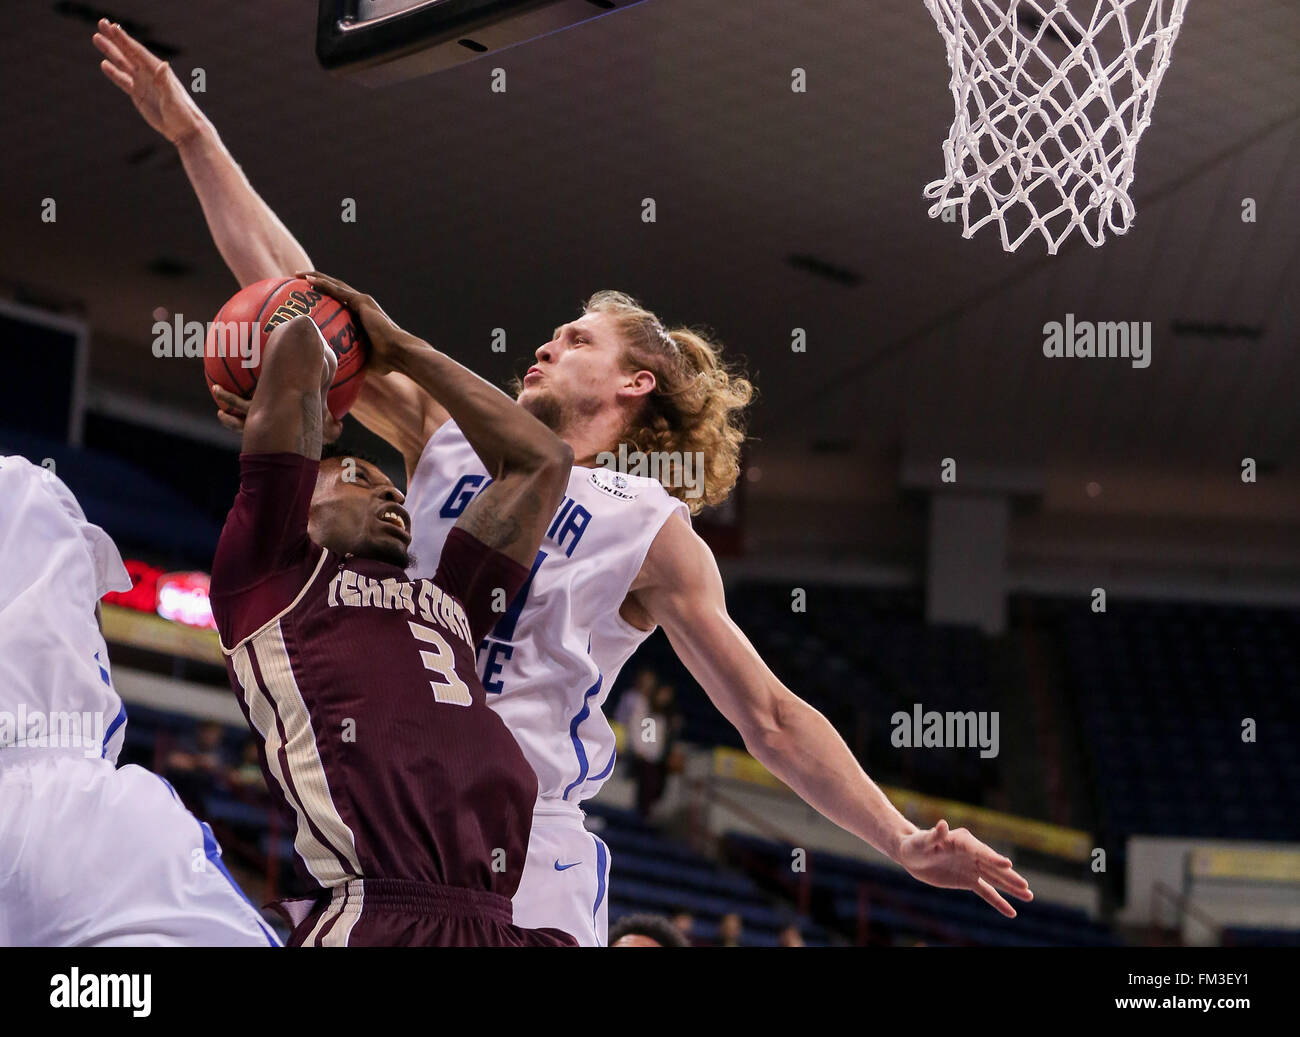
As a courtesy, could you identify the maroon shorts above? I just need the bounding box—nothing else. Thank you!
[288,879,576,947]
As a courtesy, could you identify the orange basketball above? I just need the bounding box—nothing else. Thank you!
[203,277,369,419]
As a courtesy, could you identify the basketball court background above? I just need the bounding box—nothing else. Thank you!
[0,0,1297,947]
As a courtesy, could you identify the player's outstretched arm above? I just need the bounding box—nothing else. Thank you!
[212,368,444,485]
[242,315,337,460]
[630,514,1035,918]
[302,272,570,566]
[93,18,312,287]
[94,21,443,469]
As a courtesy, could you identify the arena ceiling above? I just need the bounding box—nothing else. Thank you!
[2,0,1298,501]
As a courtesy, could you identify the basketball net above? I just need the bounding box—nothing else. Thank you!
[923,0,1190,253]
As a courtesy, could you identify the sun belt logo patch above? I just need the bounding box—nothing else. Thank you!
[588,467,638,501]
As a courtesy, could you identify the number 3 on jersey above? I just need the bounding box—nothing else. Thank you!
[408,620,472,706]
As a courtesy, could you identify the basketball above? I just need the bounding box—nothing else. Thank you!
[203,276,369,419]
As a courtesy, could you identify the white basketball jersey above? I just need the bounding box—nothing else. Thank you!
[0,455,133,763]
[404,421,689,802]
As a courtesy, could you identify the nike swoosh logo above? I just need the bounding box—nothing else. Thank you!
[554,860,582,871]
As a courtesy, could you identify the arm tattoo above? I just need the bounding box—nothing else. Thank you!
[459,486,542,552]
[299,390,322,457]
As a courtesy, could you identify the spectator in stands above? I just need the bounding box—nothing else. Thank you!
[629,682,684,819]
[227,738,268,803]
[779,924,805,947]
[162,720,234,813]
[671,909,696,946]
[613,667,658,731]
[718,912,744,947]
[608,914,689,947]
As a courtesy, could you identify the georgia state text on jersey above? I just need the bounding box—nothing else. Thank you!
[404,421,689,804]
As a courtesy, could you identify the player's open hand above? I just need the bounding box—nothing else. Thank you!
[211,382,343,445]
[895,819,1034,918]
[298,272,413,378]
[93,19,207,147]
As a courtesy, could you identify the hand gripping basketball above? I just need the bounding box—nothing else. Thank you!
[295,271,415,379]
[204,275,369,424]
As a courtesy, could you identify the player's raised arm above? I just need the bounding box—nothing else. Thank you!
[212,364,444,482]
[241,315,337,460]
[95,19,446,468]
[302,272,572,567]
[630,514,1036,918]
[94,19,311,287]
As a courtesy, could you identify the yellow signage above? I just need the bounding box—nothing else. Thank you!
[710,745,1092,861]
[1189,848,1300,883]
[101,603,223,666]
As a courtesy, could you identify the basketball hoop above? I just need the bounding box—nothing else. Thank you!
[923,0,1190,254]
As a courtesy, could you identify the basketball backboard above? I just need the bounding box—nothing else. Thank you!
[317,0,649,86]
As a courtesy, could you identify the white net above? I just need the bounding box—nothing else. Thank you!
[923,0,1190,253]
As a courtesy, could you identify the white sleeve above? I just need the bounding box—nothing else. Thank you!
[0,455,131,603]
[0,455,131,757]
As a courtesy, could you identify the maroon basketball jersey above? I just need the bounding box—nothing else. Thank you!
[209,452,539,901]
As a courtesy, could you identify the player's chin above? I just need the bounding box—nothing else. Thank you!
[518,388,562,430]
[364,531,410,569]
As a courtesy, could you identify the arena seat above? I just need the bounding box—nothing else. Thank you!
[589,803,832,945]
[0,429,222,559]
[1056,598,1300,842]
[723,831,1119,947]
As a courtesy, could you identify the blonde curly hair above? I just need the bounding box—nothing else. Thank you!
[584,291,754,514]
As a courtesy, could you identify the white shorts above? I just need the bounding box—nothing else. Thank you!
[510,800,611,947]
[0,752,280,947]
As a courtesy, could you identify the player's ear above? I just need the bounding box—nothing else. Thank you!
[617,369,656,401]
